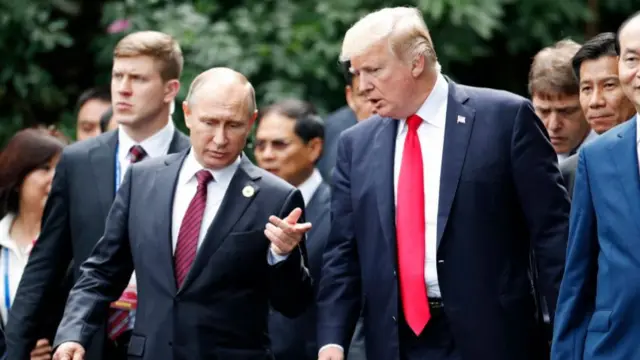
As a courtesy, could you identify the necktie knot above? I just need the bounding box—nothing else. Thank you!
[195,169,213,187]
[407,114,422,132]
[128,145,147,163]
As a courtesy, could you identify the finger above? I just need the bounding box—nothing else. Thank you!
[292,222,312,233]
[285,207,302,223]
[36,339,51,347]
[72,349,85,360]
[264,227,287,250]
[31,346,52,356]
[268,215,294,234]
[32,354,52,360]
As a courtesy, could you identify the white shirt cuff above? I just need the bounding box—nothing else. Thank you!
[267,248,289,264]
[318,344,344,355]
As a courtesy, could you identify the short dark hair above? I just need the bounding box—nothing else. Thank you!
[258,99,325,143]
[99,107,113,132]
[0,129,65,217]
[76,86,110,112]
[572,32,617,81]
[616,11,640,55]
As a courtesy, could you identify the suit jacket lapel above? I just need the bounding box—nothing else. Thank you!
[168,129,190,153]
[373,118,399,261]
[88,131,118,219]
[437,83,476,248]
[152,151,189,294]
[178,156,261,293]
[608,117,640,231]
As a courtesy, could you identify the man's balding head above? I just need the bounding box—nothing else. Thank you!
[182,67,258,170]
[185,67,257,119]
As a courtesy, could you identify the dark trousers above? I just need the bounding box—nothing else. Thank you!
[399,304,461,360]
[103,330,132,360]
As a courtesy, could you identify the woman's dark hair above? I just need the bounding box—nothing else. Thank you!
[0,129,66,217]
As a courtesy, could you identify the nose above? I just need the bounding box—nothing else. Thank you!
[589,88,605,108]
[547,112,563,132]
[358,73,374,92]
[260,144,277,160]
[212,126,228,147]
[116,77,132,96]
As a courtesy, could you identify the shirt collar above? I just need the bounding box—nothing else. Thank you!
[117,119,175,161]
[399,72,449,131]
[0,214,15,250]
[297,168,323,206]
[180,148,241,189]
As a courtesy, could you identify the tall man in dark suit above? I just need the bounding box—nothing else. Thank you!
[254,99,331,360]
[52,67,313,360]
[6,31,190,360]
[317,7,570,360]
[552,12,640,360]
[559,32,636,198]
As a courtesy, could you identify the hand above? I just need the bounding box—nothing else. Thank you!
[318,346,344,360]
[265,207,312,256]
[52,342,85,360]
[30,339,52,360]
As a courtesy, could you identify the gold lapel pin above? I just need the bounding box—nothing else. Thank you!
[242,185,255,198]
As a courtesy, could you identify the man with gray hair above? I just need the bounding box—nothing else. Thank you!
[317,7,569,360]
[51,67,314,360]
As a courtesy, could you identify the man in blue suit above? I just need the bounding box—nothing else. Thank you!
[552,12,640,360]
[317,6,570,360]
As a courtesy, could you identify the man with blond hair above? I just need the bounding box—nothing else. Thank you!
[6,31,190,360]
[529,39,597,162]
[316,7,570,360]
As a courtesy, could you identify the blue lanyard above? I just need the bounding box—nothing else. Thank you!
[4,247,10,311]
[115,147,122,190]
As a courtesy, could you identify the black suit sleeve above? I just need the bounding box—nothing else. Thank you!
[6,151,75,360]
[267,189,314,318]
[559,155,578,200]
[52,168,135,349]
[510,100,570,321]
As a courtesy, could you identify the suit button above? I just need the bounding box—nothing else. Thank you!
[168,341,173,347]
[392,316,397,322]
[393,270,397,277]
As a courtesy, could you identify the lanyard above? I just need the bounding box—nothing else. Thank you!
[4,247,10,311]
[115,147,122,191]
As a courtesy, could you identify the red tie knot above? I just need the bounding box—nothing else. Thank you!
[195,169,213,186]
[407,114,422,132]
[128,145,147,163]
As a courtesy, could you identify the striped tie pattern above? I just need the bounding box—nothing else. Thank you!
[174,170,213,288]
[107,145,147,341]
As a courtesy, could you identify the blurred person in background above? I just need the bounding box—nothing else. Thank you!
[6,31,190,360]
[316,61,376,181]
[529,39,597,163]
[75,87,111,142]
[254,99,329,360]
[0,129,67,360]
[560,32,636,197]
[99,107,117,134]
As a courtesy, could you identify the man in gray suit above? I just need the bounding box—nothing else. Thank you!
[7,31,190,360]
[52,67,313,360]
[254,99,331,360]
[560,32,636,197]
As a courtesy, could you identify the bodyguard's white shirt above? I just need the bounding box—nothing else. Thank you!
[394,72,448,298]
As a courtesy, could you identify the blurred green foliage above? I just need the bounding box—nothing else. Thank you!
[1,0,638,146]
